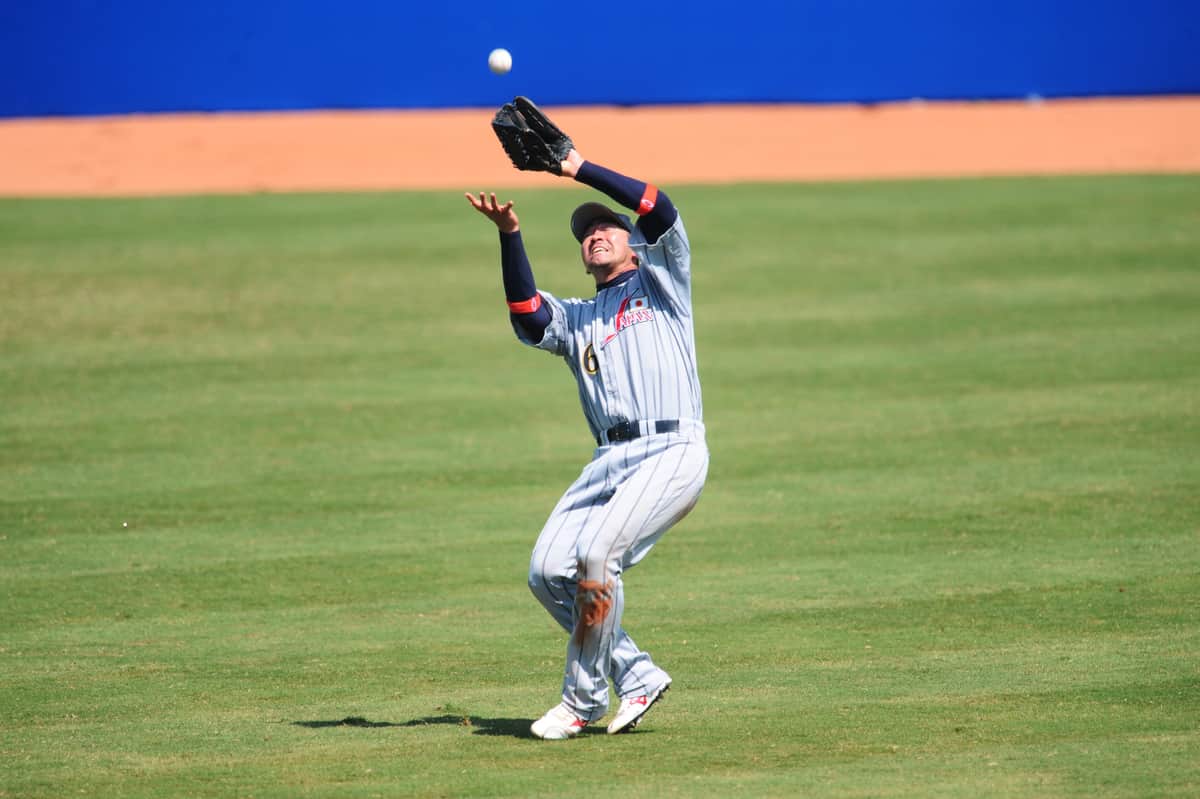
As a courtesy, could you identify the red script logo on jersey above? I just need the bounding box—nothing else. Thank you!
[601,295,655,349]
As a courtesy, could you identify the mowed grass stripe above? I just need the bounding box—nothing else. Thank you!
[2,174,1198,798]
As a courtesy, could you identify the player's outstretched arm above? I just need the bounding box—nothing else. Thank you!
[559,152,678,243]
[463,191,550,341]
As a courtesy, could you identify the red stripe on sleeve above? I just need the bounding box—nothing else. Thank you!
[637,184,658,216]
[507,294,543,314]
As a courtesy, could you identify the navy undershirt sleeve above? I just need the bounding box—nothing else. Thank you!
[499,230,551,341]
[575,161,678,244]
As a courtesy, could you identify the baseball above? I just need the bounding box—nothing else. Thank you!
[488,48,512,75]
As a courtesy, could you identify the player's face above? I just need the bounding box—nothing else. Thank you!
[580,222,635,277]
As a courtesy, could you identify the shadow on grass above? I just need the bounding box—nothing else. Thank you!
[292,715,537,737]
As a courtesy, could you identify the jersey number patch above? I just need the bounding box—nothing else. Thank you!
[583,343,599,375]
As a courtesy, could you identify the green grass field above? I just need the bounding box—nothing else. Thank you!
[2,174,1198,798]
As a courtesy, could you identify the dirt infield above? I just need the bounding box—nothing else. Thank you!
[1,96,1197,196]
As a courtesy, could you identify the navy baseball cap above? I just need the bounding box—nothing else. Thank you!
[570,202,633,242]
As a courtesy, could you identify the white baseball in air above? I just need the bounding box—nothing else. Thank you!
[488,48,512,75]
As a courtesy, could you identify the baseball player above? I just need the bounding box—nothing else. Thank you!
[465,98,708,739]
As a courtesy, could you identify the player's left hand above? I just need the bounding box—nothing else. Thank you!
[491,96,574,175]
[465,191,519,233]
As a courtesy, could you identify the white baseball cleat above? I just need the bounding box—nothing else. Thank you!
[606,682,671,735]
[530,702,588,740]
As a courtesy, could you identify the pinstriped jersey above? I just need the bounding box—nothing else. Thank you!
[517,214,703,441]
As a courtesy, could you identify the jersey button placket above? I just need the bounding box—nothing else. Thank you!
[595,333,620,402]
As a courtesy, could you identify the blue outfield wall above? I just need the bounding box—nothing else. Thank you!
[2,0,1198,118]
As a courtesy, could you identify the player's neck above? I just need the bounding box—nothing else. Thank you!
[591,263,638,288]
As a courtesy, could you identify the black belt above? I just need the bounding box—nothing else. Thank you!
[598,419,679,445]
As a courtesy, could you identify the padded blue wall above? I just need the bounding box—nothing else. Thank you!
[2,0,1197,117]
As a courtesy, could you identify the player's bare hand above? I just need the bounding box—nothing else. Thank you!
[465,191,519,233]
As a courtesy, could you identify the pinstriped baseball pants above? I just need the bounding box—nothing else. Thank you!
[527,428,709,720]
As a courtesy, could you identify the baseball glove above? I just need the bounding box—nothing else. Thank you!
[491,96,574,175]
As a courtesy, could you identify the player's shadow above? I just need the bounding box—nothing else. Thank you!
[292,714,536,738]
